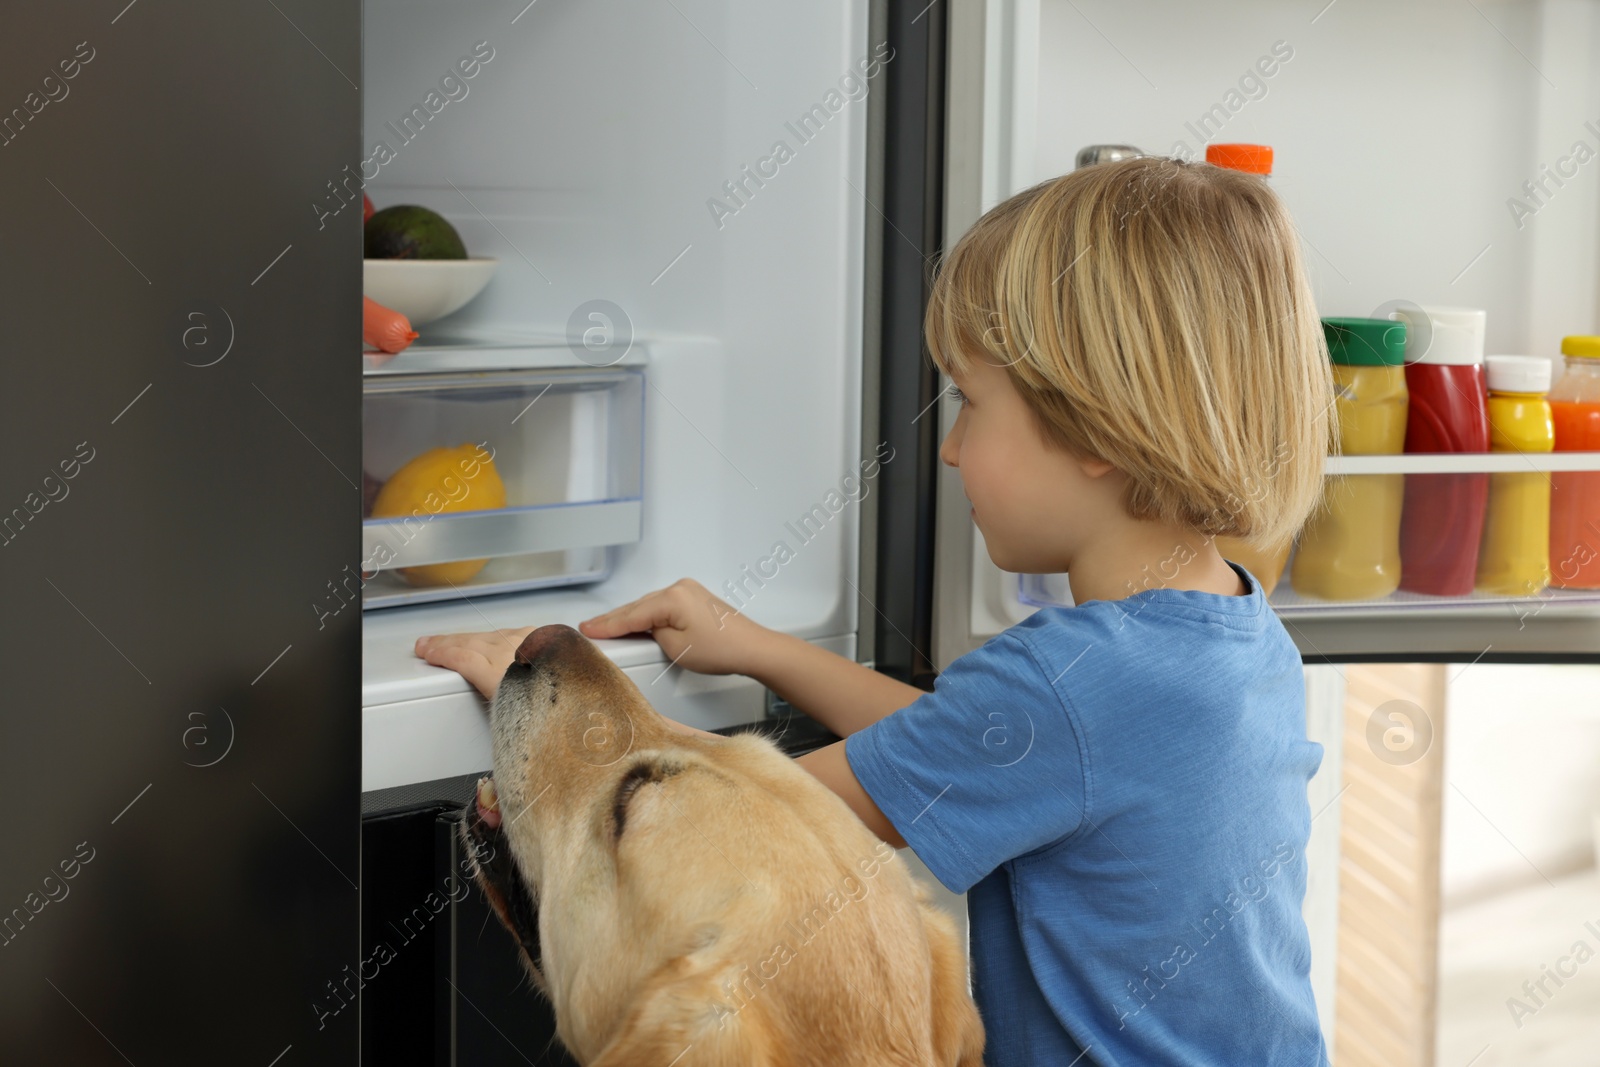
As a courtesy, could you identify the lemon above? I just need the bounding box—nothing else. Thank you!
[371,443,506,586]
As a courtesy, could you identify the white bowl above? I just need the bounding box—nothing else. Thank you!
[362,258,499,325]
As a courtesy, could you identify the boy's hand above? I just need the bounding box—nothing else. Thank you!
[413,580,771,701]
[414,626,536,702]
[578,578,773,676]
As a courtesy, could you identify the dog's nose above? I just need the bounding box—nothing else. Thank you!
[513,624,580,666]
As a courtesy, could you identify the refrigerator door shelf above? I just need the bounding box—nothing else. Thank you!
[1327,453,1600,475]
[1265,580,1600,618]
[1019,571,1600,618]
[362,366,644,609]
[1016,459,1600,618]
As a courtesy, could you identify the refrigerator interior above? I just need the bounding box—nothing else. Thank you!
[945,0,1600,658]
[359,0,875,787]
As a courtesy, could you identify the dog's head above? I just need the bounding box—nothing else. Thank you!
[460,624,693,1003]
[461,624,984,1067]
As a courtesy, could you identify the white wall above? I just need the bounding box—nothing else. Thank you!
[1441,663,1600,908]
[1025,0,1600,364]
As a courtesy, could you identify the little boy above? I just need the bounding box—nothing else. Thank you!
[419,156,1335,1065]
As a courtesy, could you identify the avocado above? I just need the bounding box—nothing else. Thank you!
[364,205,468,260]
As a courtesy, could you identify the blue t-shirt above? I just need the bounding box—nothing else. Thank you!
[846,561,1328,1067]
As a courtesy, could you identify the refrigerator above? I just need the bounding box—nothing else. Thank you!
[7,0,1600,1063]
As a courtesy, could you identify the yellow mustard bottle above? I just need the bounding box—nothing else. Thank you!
[1290,318,1408,600]
[1476,355,1554,595]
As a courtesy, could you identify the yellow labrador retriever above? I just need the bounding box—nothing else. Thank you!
[461,624,985,1067]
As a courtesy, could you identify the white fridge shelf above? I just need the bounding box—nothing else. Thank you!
[1326,452,1600,475]
[363,329,648,375]
[1266,580,1600,619]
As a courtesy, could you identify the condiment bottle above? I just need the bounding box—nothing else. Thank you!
[1290,318,1409,600]
[1207,142,1289,592]
[1549,335,1600,588]
[1205,143,1273,177]
[1394,306,1490,596]
[1075,144,1143,168]
[1476,356,1555,596]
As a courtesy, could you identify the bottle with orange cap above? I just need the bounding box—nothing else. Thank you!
[1550,335,1600,588]
[1205,143,1290,593]
[1205,143,1274,177]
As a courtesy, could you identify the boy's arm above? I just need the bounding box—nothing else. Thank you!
[795,740,906,847]
[745,629,926,737]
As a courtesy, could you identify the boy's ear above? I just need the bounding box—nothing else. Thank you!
[1077,455,1118,479]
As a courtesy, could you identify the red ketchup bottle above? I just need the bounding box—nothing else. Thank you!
[1396,306,1490,595]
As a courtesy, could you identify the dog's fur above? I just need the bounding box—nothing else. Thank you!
[461,624,985,1067]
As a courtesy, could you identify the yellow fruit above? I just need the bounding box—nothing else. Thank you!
[371,443,506,586]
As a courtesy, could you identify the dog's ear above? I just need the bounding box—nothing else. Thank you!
[922,902,986,1067]
[586,956,776,1067]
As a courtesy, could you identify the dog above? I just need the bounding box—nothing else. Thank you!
[461,623,985,1067]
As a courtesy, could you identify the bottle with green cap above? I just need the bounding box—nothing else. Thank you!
[1289,317,1409,600]
[1550,335,1600,589]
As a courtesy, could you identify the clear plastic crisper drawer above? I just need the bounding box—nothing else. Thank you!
[361,367,644,609]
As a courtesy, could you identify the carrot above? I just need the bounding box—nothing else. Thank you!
[363,296,419,354]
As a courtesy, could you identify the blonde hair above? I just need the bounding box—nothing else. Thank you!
[926,156,1337,551]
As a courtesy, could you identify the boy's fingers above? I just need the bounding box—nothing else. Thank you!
[419,641,471,675]
[580,593,671,638]
[576,606,625,637]
[414,633,455,658]
[586,587,703,640]
[437,646,500,700]
[416,632,472,656]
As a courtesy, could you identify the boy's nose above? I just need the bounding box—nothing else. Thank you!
[938,431,960,468]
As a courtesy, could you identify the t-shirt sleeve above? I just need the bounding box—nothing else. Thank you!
[844,632,1088,894]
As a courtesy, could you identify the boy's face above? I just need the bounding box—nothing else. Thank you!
[939,355,1122,574]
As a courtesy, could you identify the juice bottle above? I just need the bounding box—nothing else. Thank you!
[1549,335,1600,588]
[1394,306,1490,596]
[1205,143,1273,176]
[1290,318,1409,600]
[1476,356,1554,596]
[1206,143,1292,592]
